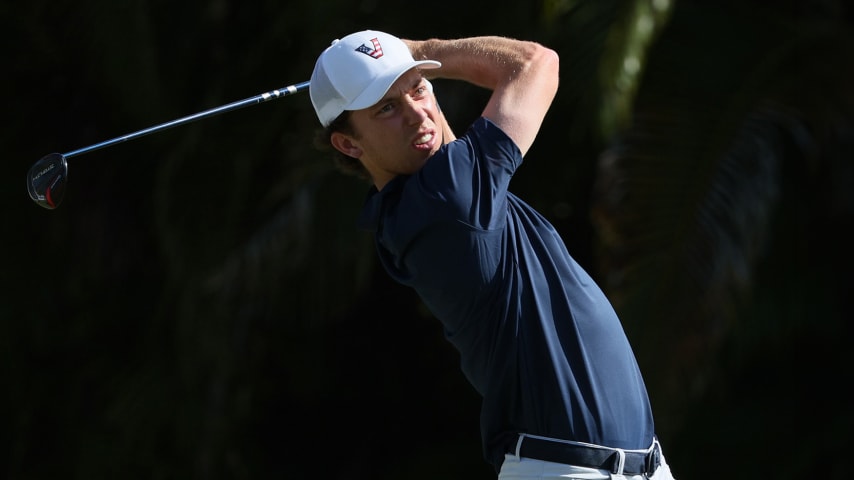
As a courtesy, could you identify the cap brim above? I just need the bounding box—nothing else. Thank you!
[345,60,441,111]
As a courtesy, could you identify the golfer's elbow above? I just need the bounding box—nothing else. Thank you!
[528,43,560,100]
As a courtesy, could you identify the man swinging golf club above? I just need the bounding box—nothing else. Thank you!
[310,29,676,479]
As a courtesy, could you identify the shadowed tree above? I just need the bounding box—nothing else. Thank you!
[591,1,854,478]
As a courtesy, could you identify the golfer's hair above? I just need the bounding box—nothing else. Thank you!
[313,111,371,182]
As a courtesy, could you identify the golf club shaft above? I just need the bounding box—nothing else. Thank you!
[62,81,310,159]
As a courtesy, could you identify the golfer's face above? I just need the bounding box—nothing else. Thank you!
[348,69,444,186]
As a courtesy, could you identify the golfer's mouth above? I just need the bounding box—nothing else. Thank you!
[413,130,436,151]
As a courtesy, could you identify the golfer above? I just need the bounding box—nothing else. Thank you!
[310,29,676,479]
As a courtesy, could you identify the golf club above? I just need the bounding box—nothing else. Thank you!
[27,80,310,210]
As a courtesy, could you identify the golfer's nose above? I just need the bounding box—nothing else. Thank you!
[402,96,428,125]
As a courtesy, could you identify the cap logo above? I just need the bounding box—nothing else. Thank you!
[354,37,384,59]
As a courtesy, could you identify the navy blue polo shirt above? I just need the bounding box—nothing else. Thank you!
[357,117,654,470]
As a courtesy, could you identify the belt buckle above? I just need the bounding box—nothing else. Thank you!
[645,442,661,474]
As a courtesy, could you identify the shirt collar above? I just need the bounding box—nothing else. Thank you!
[356,175,408,231]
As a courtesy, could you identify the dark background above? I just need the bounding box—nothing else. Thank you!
[3,0,853,478]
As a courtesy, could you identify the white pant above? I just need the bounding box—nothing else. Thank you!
[497,439,676,480]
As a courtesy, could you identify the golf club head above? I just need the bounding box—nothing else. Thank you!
[27,153,68,209]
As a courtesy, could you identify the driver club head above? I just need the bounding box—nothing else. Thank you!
[27,153,68,210]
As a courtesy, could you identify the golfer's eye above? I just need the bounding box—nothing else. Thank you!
[377,102,395,114]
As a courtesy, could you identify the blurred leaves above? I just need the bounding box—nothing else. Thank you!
[591,1,854,474]
[598,0,674,137]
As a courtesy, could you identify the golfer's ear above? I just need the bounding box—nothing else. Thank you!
[330,132,362,158]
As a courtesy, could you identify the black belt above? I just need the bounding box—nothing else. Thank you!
[513,435,661,475]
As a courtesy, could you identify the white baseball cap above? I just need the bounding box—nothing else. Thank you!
[310,30,441,127]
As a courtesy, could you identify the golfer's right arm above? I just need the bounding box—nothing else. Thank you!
[405,36,560,156]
